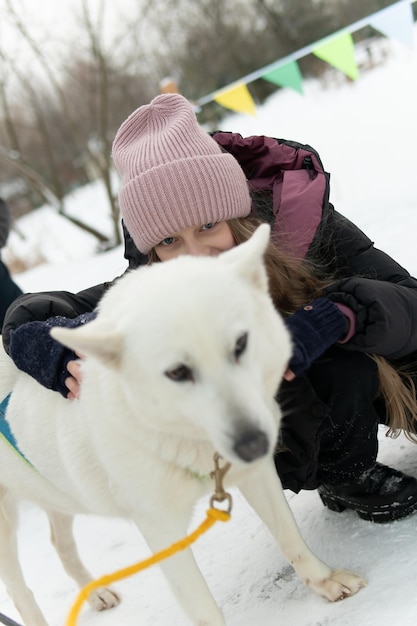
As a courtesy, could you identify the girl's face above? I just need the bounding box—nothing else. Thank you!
[154,221,235,261]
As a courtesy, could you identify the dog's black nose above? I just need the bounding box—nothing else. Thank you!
[233,429,269,462]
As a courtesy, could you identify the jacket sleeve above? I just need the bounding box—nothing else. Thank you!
[9,313,96,397]
[322,211,417,359]
[2,282,112,354]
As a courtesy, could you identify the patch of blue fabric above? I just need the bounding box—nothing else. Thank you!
[0,393,31,464]
[0,394,14,443]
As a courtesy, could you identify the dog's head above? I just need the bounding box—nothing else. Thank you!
[52,224,292,466]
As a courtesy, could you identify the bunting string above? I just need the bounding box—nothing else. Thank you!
[195,0,415,116]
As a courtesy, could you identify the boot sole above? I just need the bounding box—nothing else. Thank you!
[318,490,417,523]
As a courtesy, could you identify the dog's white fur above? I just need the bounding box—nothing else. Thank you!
[0,224,366,626]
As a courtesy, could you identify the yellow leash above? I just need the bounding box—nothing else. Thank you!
[66,454,232,626]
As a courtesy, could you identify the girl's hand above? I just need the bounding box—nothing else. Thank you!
[65,355,84,399]
[284,368,296,382]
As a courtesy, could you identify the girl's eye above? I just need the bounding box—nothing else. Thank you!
[201,222,215,230]
[160,237,176,246]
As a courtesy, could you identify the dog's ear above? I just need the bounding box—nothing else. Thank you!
[51,325,122,369]
[222,223,270,290]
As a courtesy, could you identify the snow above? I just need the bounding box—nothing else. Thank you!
[2,32,417,626]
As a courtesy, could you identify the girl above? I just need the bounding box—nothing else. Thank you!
[4,93,417,523]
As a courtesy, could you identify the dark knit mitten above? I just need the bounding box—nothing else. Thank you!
[284,298,347,376]
[9,312,96,397]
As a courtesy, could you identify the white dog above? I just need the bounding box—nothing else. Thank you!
[0,224,365,626]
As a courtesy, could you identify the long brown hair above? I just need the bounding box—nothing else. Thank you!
[149,215,417,439]
[227,216,328,313]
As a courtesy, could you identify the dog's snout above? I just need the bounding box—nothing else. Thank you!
[233,429,269,462]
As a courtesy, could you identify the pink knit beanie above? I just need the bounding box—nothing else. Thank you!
[112,94,252,253]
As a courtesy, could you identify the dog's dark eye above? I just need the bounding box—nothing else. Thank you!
[165,365,194,383]
[234,332,248,360]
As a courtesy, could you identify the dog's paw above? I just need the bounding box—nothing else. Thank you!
[88,586,121,611]
[313,569,367,602]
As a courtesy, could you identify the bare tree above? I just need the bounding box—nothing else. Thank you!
[0,0,157,247]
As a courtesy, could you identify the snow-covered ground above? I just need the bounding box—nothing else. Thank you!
[1,31,417,626]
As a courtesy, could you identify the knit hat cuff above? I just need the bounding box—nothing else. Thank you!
[119,152,251,253]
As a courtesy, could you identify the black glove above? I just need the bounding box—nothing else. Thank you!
[284,298,347,376]
[9,312,96,397]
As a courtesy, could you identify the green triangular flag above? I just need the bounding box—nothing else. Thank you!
[262,60,303,94]
[313,32,359,80]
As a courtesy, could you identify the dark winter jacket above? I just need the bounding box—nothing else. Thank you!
[213,133,417,364]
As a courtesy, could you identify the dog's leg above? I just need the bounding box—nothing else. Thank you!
[137,516,227,626]
[238,459,367,601]
[0,488,49,626]
[47,511,120,612]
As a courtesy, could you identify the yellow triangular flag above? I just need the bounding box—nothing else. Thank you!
[313,32,359,80]
[214,83,256,116]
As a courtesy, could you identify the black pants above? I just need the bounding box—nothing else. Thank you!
[0,259,22,329]
[274,348,381,493]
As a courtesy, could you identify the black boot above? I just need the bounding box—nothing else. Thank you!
[318,463,417,523]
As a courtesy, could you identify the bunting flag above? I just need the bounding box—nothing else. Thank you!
[312,32,359,80]
[262,60,304,94]
[213,83,256,116]
[369,0,415,49]
[196,0,416,115]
